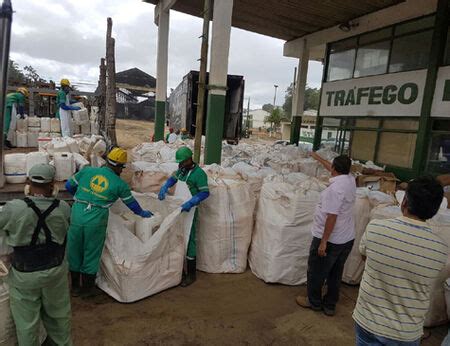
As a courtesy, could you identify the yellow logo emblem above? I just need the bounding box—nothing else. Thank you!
[90,175,109,193]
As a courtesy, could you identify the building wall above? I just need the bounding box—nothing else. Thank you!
[249,109,270,129]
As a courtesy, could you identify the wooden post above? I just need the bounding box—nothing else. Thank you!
[98,58,106,136]
[193,0,211,163]
[105,17,117,146]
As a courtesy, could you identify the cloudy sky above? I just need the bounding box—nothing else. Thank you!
[10,0,323,109]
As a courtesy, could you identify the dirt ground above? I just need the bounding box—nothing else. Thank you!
[69,120,448,345]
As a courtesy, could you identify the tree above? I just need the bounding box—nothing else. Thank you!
[282,83,321,119]
[23,65,46,84]
[262,103,274,113]
[8,60,26,85]
[264,107,284,131]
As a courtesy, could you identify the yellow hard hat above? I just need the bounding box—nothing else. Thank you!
[60,78,70,87]
[17,87,29,98]
[181,128,187,132]
[107,147,127,166]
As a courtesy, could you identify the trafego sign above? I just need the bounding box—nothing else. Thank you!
[319,69,427,117]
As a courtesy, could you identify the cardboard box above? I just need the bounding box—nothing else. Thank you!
[356,172,398,194]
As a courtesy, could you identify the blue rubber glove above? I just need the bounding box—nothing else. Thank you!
[158,176,177,200]
[17,105,25,116]
[60,103,81,111]
[140,210,153,218]
[126,199,148,216]
[181,191,209,212]
[65,180,77,196]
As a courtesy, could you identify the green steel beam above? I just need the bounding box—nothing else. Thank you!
[154,100,166,142]
[204,93,226,164]
[313,116,323,150]
[290,116,302,145]
[413,0,449,174]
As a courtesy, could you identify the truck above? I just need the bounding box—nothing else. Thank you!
[168,71,245,144]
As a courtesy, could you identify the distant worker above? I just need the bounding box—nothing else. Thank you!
[158,147,209,287]
[65,147,153,297]
[354,176,447,345]
[0,164,72,345]
[4,87,28,148]
[180,128,189,140]
[57,79,81,137]
[166,127,177,144]
[296,153,356,316]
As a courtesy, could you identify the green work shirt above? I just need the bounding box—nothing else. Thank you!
[68,166,135,207]
[172,164,209,196]
[0,196,71,289]
[165,133,170,142]
[55,89,67,118]
[6,92,25,108]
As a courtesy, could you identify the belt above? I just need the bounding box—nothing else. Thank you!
[74,198,112,211]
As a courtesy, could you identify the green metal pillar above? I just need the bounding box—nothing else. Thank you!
[290,116,301,145]
[204,0,233,164]
[154,100,166,142]
[313,116,323,151]
[413,0,449,174]
[205,93,226,163]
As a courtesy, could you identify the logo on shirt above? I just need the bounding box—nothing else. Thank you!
[90,175,109,193]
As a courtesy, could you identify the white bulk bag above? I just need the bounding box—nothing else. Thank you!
[16,118,27,133]
[196,171,256,274]
[80,121,91,135]
[90,121,99,135]
[73,153,89,171]
[40,117,51,132]
[342,188,372,284]
[15,132,27,148]
[97,193,195,303]
[72,108,89,125]
[4,153,27,184]
[65,138,79,154]
[27,131,39,147]
[424,211,450,327]
[53,153,75,181]
[26,152,49,176]
[27,117,40,128]
[249,178,324,285]
[131,162,178,194]
[50,118,61,133]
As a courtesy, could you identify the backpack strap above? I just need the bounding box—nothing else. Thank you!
[23,197,61,246]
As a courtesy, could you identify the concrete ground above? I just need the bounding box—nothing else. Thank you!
[71,270,447,345]
[69,120,447,345]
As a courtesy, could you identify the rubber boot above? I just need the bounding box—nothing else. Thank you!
[181,258,197,287]
[70,271,81,297]
[80,273,102,298]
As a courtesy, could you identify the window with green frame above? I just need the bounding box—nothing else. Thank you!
[427,119,450,174]
[326,15,435,82]
[319,117,418,169]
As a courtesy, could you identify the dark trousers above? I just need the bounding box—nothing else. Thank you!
[307,236,354,310]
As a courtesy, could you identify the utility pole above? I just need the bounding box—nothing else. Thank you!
[193,0,211,163]
[246,97,250,133]
[105,17,117,146]
[98,58,106,137]
[273,84,278,108]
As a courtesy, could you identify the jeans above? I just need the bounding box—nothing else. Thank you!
[306,236,353,310]
[355,323,420,346]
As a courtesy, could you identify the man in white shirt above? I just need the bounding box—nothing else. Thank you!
[296,153,356,316]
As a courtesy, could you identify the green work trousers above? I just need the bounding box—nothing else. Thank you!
[9,274,72,346]
[68,202,109,275]
[4,106,11,135]
[187,210,198,259]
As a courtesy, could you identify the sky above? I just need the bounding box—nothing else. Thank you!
[9,0,323,109]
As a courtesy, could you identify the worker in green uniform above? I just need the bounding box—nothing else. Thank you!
[0,164,72,345]
[56,78,81,137]
[158,147,209,287]
[180,128,190,140]
[4,87,28,148]
[65,147,153,297]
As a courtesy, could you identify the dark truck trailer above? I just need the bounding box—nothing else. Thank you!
[168,71,244,143]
